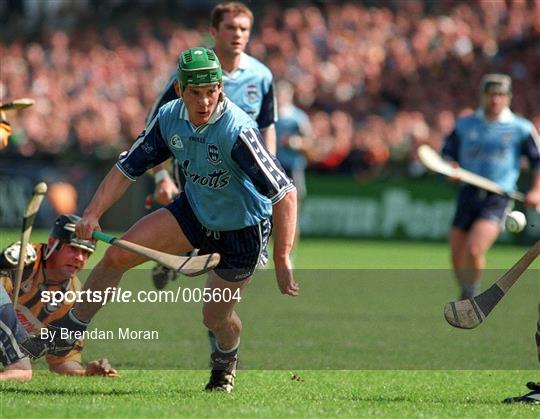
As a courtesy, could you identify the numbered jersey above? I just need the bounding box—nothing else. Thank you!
[0,243,83,365]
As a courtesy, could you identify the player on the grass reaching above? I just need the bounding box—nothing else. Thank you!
[21,47,298,393]
[442,73,540,300]
[0,284,32,381]
[1,214,117,377]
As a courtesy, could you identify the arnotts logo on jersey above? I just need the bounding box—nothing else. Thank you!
[207,144,222,165]
[189,136,206,144]
[170,134,184,150]
[180,160,230,189]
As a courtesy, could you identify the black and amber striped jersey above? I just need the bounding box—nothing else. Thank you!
[0,243,83,366]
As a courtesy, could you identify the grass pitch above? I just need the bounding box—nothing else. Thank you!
[1,231,539,417]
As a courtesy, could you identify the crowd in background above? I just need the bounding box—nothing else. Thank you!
[1,0,539,180]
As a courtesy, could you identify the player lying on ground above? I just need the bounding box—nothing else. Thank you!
[21,47,298,393]
[1,214,117,376]
[441,73,540,299]
[0,284,32,381]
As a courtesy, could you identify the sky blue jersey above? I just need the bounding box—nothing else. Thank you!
[118,97,293,231]
[276,104,311,171]
[146,52,277,130]
[442,108,540,192]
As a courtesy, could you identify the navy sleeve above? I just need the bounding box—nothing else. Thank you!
[232,128,295,204]
[521,126,540,172]
[145,74,178,125]
[441,129,460,162]
[256,82,277,130]
[116,118,173,180]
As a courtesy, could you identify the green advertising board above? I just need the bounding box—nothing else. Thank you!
[300,174,539,242]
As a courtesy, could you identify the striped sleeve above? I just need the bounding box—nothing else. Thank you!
[233,128,295,204]
[116,117,173,180]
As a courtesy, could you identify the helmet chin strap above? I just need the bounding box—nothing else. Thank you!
[44,239,59,260]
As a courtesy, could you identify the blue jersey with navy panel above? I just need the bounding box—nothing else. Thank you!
[442,108,540,192]
[146,53,276,129]
[1,284,29,366]
[118,97,293,231]
[223,52,276,130]
[276,104,311,171]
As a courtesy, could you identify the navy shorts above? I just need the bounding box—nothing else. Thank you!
[166,193,272,282]
[452,186,512,231]
[0,286,29,366]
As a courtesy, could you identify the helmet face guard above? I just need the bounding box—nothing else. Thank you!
[177,47,222,89]
[50,214,96,254]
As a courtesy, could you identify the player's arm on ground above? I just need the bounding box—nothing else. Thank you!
[0,358,32,381]
[521,124,540,208]
[234,128,299,296]
[147,75,180,204]
[47,343,117,376]
[257,81,277,156]
[78,118,173,238]
[0,286,32,381]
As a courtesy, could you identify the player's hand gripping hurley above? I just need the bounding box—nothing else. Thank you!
[418,145,525,201]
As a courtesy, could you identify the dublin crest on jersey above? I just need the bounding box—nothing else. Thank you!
[207,144,221,165]
[245,84,259,104]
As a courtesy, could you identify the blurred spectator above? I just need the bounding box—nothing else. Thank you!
[1,0,539,180]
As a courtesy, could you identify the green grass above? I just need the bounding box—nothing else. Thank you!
[1,231,539,417]
[2,371,540,417]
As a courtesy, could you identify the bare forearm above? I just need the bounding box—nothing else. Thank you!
[50,361,86,376]
[530,172,540,191]
[272,189,297,263]
[84,166,132,219]
[262,125,277,156]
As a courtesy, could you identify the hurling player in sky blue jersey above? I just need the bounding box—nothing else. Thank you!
[148,2,277,207]
[441,74,540,300]
[23,48,297,393]
[0,285,32,381]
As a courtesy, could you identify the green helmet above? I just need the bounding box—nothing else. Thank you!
[177,47,222,89]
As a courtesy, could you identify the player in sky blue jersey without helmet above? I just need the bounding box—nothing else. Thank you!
[441,73,540,300]
[21,47,298,393]
[149,2,277,208]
